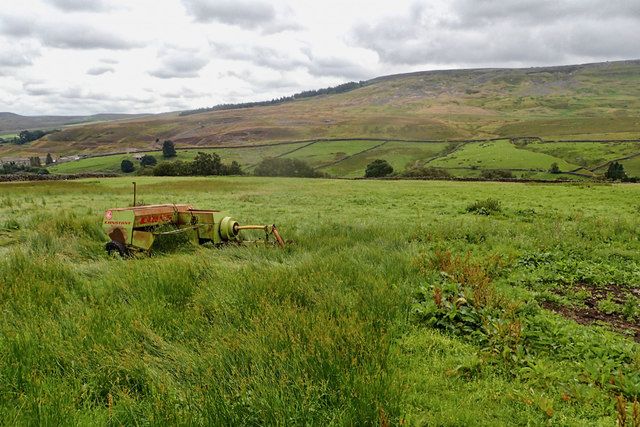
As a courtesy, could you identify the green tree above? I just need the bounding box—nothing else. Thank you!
[140,155,157,167]
[605,161,626,180]
[162,140,177,158]
[121,159,135,173]
[191,152,222,175]
[365,159,393,178]
[17,130,47,145]
[549,162,561,174]
[45,153,53,165]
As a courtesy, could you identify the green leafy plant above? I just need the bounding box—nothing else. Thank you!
[365,159,394,178]
[466,198,502,215]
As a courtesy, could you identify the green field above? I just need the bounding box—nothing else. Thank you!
[523,141,640,170]
[429,140,580,171]
[281,140,383,167]
[323,141,449,177]
[48,138,640,179]
[49,143,311,174]
[1,177,639,424]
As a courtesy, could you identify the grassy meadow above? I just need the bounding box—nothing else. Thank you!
[1,176,640,425]
[46,137,640,179]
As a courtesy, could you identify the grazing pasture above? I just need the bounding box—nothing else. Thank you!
[1,176,639,424]
[45,137,640,179]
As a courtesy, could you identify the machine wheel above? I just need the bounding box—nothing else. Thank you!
[106,240,130,258]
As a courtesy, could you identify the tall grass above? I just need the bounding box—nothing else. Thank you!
[0,211,412,424]
[1,176,639,424]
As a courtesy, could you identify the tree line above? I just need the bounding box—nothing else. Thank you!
[120,141,243,176]
[0,130,52,145]
[179,81,368,116]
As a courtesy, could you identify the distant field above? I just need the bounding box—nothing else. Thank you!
[49,143,310,174]
[523,141,640,169]
[1,177,639,424]
[428,140,579,171]
[282,140,384,167]
[47,138,640,179]
[322,141,449,177]
[593,155,640,177]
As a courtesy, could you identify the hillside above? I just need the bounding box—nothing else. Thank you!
[0,112,149,135]
[3,60,640,178]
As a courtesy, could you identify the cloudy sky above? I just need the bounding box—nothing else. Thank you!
[0,0,639,116]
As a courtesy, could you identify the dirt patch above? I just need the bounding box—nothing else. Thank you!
[541,283,640,342]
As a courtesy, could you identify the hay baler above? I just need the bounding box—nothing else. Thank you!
[102,204,284,256]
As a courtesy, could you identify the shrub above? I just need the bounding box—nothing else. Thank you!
[152,156,242,177]
[480,169,513,179]
[402,166,451,179]
[0,162,48,175]
[140,155,157,167]
[225,160,243,175]
[254,157,322,178]
[365,159,393,178]
[153,161,181,176]
[466,198,502,215]
[549,162,561,174]
[120,159,135,173]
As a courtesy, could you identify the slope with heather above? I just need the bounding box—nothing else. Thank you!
[3,59,640,161]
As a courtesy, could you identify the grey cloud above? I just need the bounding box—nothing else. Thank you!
[351,1,640,66]
[46,0,111,12]
[181,0,299,33]
[306,56,371,79]
[450,0,640,27]
[56,86,155,104]
[23,82,56,96]
[0,48,38,67]
[211,42,367,79]
[149,50,209,79]
[42,26,140,50]
[211,42,308,70]
[224,69,298,90]
[100,58,119,64]
[0,15,32,37]
[10,84,159,115]
[87,65,115,75]
[0,14,141,50]
[161,87,203,99]
[182,0,275,27]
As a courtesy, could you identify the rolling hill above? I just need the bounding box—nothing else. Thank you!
[3,59,640,178]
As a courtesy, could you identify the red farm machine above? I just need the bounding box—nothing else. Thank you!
[102,203,284,256]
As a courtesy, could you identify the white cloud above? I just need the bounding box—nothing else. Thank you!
[45,0,112,12]
[0,0,637,115]
[149,46,210,79]
[0,14,142,50]
[87,65,115,75]
[351,1,640,66]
